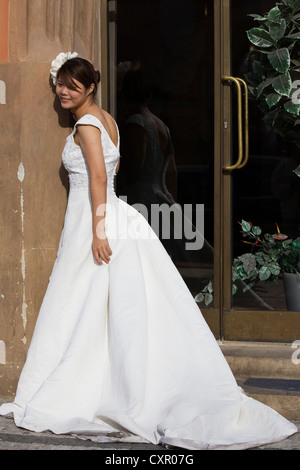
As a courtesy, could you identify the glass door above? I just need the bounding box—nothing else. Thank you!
[106,0,300,341]
[221,0,300,341]
[114,0,219,335]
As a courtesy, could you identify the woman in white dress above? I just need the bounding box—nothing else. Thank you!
[0,53,297,450]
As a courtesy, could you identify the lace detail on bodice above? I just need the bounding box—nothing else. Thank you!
[68,173,90,189]
[62,114,120,195]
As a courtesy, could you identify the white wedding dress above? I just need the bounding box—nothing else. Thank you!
[0,114,297,450]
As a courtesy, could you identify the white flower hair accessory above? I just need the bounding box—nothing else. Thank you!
[50,52,79,85]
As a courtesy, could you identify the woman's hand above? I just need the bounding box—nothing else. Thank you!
[92,233,112,265]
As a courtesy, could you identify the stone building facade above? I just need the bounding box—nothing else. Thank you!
[0,0,104,398]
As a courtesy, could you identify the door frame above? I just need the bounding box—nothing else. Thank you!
[200,0,231,340]
[198,0,226,339]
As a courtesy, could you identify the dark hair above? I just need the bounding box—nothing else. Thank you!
[57,57,101,98]
[121,65,153,104]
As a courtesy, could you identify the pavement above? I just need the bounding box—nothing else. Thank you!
[0,401,299,452]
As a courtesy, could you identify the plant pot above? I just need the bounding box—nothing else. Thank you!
[283,273,300,311]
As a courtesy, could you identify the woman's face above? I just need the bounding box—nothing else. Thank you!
[56,77,93,111]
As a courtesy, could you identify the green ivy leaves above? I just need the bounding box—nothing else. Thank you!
[195,217,300,307]
[194,281,213,306]
[268,5,282,23]
[272,72,292,96]
[268,48,290,73]
[245,0,300,138]
[247,7,287,45]
[247,28,275,47]
[266,92,282,108]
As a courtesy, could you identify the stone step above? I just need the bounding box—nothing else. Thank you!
[220,341,300,420]
[220,341,299,379]
[237,377,300,420]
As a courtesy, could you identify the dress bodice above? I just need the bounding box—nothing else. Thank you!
[62,114,120,196]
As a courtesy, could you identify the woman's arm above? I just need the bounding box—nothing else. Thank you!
[76,124,112,266]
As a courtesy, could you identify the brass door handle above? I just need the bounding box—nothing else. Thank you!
[235,77,249,169]
[222,75,249,170]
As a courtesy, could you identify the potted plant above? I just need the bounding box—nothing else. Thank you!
[245,0,300,175]
[195,220,300,310]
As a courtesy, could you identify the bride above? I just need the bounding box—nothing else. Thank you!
[0,52,297,450]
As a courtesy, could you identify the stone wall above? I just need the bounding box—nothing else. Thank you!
[0,0,102,398]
